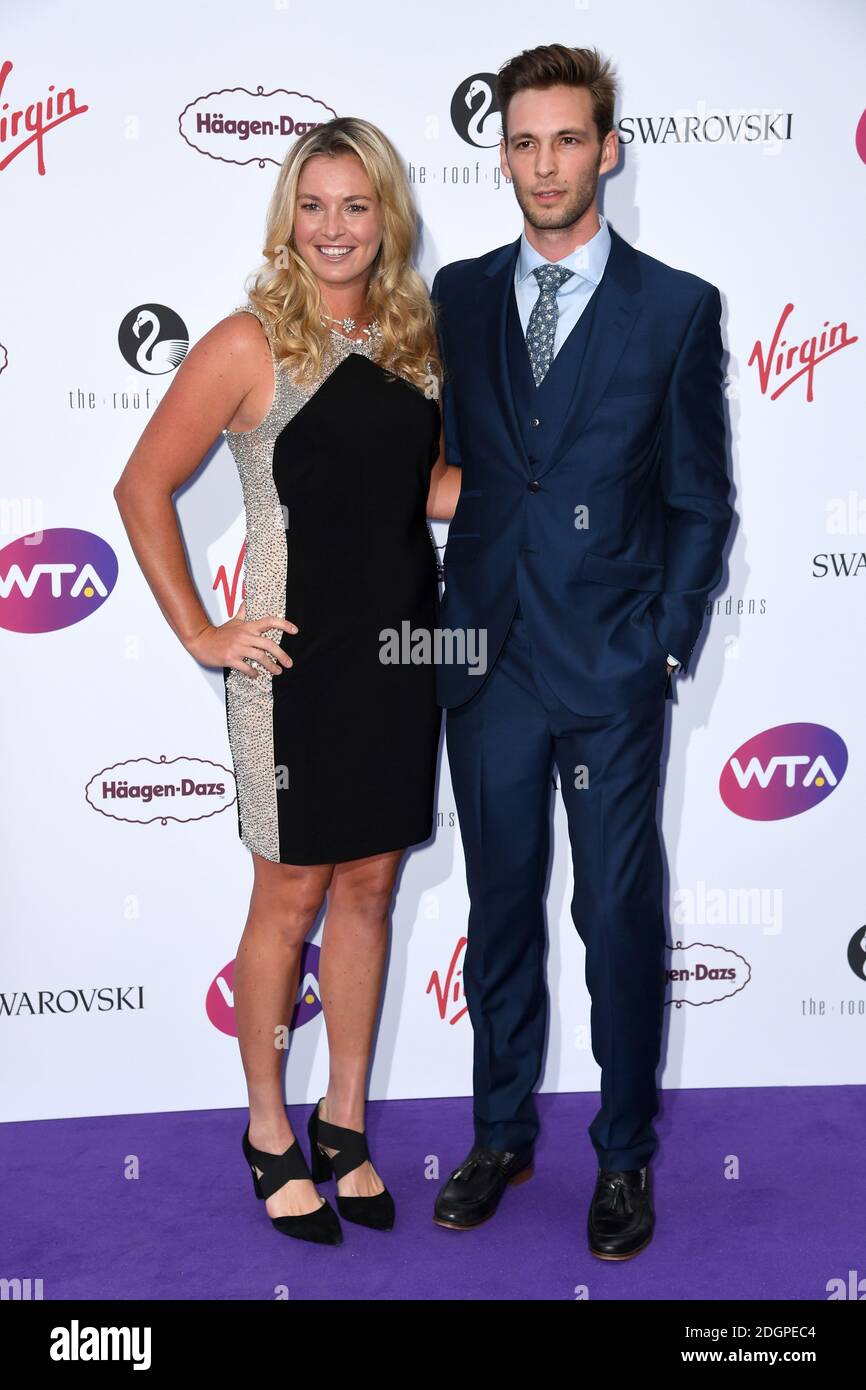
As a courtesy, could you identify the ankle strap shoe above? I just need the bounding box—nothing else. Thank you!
[307,1098,395,1231]
[242,1122,342,1245]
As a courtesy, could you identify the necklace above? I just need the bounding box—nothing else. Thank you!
[322,313,380,338]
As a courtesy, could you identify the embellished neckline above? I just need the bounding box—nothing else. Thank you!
[326,321,382,348]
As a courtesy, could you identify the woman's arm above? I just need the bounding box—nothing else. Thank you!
[113,313,295,676]
[426,426,462,520]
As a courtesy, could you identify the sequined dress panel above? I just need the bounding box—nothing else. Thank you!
[221,302,441,863]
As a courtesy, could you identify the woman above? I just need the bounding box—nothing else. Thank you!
[114,116,460,1246]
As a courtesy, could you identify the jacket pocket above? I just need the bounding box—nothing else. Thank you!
[444,532,480,564]
[580,551,665,591]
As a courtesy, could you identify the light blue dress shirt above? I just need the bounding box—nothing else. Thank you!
[514,212,611,352]
[514,213,680,669]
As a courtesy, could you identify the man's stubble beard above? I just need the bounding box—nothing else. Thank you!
[511,149,604,232]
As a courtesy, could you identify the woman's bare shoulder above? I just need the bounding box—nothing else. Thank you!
[200,306,271,358]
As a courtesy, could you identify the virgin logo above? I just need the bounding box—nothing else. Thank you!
[0,528,117,632]
[213,540,245,616]
[206,942,322,1037]
[213,529,287,618]
[748,303,857,402]
[426,937,468,1024]
[720,722,847,820]
[0,60,89,176]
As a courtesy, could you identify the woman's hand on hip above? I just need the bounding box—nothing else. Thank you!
[185,601,298,677]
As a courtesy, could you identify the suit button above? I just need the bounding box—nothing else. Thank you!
[529,417,540,427]
[528,479,541,492]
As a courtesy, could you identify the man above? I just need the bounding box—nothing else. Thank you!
[430,44,733,1259]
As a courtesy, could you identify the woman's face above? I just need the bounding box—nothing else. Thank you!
[293,152,383,301]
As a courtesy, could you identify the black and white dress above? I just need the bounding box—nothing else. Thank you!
[221,303,442,864]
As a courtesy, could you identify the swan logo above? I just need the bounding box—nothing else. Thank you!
[720,723,848,820]
[0,528,117,633]
[856,108,866,165]
[847,926,866,982]
[451,73,501,148]
[206,942,322,1037]
[118,304,189,376]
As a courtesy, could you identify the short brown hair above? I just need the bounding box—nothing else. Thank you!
[497,44,618,143]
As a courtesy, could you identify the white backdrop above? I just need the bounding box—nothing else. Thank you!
[2,0,865,1122]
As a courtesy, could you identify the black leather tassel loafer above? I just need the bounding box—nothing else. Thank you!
[433,1145,534,1229]
[587,1165,654,1259]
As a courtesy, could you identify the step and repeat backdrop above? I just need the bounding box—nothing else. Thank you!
[2,0,865,1121]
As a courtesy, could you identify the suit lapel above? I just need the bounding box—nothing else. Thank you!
[477,237,531,475]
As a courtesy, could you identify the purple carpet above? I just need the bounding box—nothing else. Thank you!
[2,1088,863,1300]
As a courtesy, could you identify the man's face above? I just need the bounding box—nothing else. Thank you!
[499,84,618,232]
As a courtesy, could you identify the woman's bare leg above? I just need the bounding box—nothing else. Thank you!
[235,852,333,1219]
[316,849,403,1198]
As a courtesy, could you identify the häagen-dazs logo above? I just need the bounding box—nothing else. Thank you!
[206,942,322,1036]
[0,528,117,632]
[179,86,337,167]
[666,941,751,1007]
[720,723,847,820]
[85,756,236,827]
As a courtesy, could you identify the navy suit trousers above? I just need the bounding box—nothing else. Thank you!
[445,604,669,1171]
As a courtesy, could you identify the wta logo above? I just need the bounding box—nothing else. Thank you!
[206,942,322,1036]
[720,723,847,820]
[0,528,117,632]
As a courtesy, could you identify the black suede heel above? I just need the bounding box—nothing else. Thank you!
[242,1122,342,1245]
[307,1097,395,1231]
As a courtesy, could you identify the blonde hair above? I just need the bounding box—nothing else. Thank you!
[246,117,439,393]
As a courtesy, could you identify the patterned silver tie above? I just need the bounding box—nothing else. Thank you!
[525,263,574,386]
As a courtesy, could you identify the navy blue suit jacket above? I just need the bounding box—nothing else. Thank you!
[431,225,734,714]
